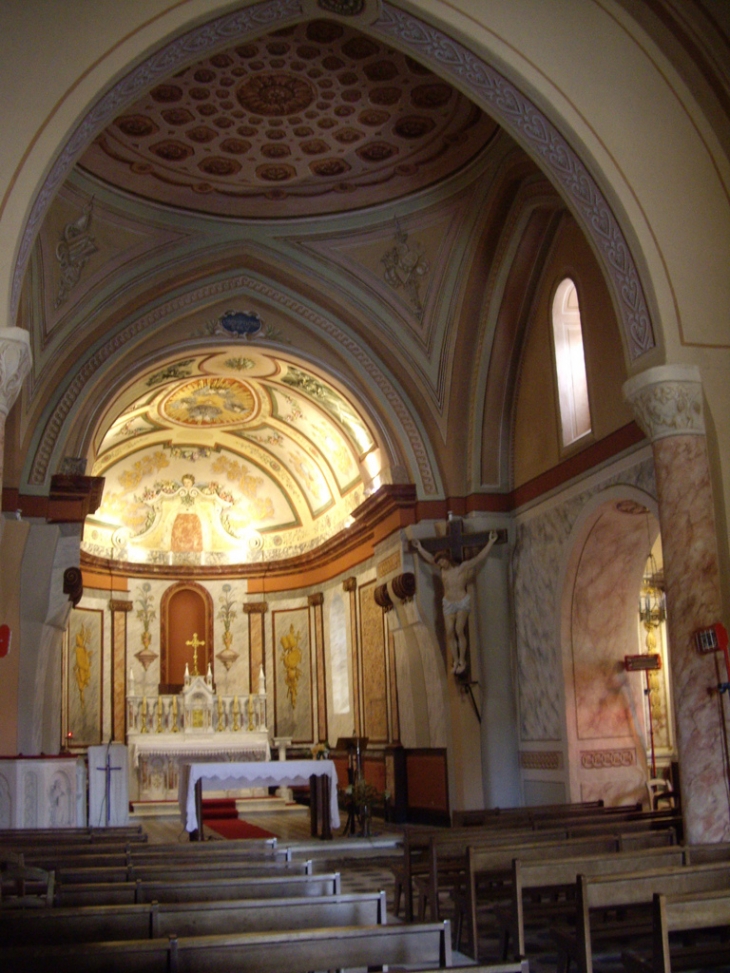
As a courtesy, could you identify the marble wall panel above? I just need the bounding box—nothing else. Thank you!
[513,455,656,741]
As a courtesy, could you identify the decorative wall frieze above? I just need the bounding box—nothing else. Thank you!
[376,551,401,578]
[580,748,635,770]
[520,750,562,771]
[623,365,704,441]
[0,328,32,418]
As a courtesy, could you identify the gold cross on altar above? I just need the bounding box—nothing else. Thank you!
[185,632,205,676]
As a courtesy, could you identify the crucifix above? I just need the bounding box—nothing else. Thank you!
[186,632,205,677]
[411,517,507,677]
[95,747,123,827]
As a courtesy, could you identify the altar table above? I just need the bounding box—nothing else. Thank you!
[180,760,340,838]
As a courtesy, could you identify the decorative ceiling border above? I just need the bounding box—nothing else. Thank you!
[25,273,440,496]
[12,0,655,361]
[371,4,654,359]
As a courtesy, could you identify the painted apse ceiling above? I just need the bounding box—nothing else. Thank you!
[85,347,374,566]
[18,7,555,569]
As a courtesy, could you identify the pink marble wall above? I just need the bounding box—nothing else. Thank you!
[655,434,730,843]
[572,505,649,740]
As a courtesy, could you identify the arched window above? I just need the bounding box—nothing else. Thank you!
[552,278,591,447]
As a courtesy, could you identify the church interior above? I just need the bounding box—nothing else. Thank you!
[1,0,730,864]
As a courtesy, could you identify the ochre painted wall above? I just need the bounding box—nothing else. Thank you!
[513,217,632,488]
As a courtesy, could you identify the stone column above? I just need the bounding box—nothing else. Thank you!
[0,328,32,502]
[624,364,730,843]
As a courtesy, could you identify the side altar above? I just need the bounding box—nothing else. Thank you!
[126,669,269,801]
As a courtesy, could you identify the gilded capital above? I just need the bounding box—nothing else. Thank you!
[0,328,32,418]
[623,364,704,442]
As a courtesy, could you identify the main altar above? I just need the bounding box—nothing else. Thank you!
[126,668,269,801]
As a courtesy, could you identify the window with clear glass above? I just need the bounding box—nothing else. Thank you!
[552,277,591,446]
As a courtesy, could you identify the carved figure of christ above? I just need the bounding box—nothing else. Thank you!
[411,520,503,675]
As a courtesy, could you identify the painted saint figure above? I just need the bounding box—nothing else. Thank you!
[412,530,499,675]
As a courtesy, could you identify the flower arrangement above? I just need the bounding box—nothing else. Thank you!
[311,742,330,760]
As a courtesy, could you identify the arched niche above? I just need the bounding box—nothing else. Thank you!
[559,488,670,806]
[159,582,214,693]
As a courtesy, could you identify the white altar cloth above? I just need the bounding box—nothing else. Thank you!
[180,759,340,832]
[130,731,270,768]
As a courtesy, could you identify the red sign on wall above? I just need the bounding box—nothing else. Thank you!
[0,625,11,658]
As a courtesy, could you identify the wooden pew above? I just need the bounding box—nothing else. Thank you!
[496,846,689,962]
[55,870,342,906]
[558,859,730,973]
[0,862,55,907]
[0,825,147,844]
[460,830,677,958]
[451,799,605,826]
[399,811,680,920]
[0,890,388,944]
[22,840,287,871]
[622,888,730,973]
[0,919,453,972]
[54,858,311,885]
[430,825,676,931]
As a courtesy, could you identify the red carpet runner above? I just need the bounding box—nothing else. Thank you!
[201,799,277,840]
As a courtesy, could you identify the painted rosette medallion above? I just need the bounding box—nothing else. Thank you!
[162,377,259,427]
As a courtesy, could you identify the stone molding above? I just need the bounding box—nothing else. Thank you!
[623,364,704,441]
[0,328,32,418]
[307,592,324,607]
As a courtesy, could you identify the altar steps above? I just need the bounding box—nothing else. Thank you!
[130,794,298,819]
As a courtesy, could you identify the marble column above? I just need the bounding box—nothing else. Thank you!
[0,327,32,503]
[624,364,730,843]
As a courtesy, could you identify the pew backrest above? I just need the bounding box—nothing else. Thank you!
[55,870,342,906]
[0,890,388,944]
[577,860,730,973]
[509,846,688,957]
[0,919,453,973]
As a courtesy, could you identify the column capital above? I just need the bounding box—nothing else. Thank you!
[0,327,32,418]
[623,364,704,442]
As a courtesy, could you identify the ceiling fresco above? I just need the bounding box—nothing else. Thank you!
[84,350,376,567]
[78,18,499,218]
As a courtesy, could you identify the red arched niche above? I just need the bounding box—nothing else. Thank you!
[160,582,214,693]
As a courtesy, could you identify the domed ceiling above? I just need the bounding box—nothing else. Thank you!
[83,348,377,567]
[78,18,498,217]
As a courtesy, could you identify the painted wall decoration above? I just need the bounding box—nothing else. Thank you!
[65,607,104,747]
[273,608,313,743]
[84,350,369,565]
[359,580,389,743]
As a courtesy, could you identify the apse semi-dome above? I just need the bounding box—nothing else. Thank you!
[83,350,378,566]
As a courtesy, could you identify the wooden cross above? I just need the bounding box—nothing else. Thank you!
[95,748,122,827]
[417,516,507,563]
[186,632,205,676]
